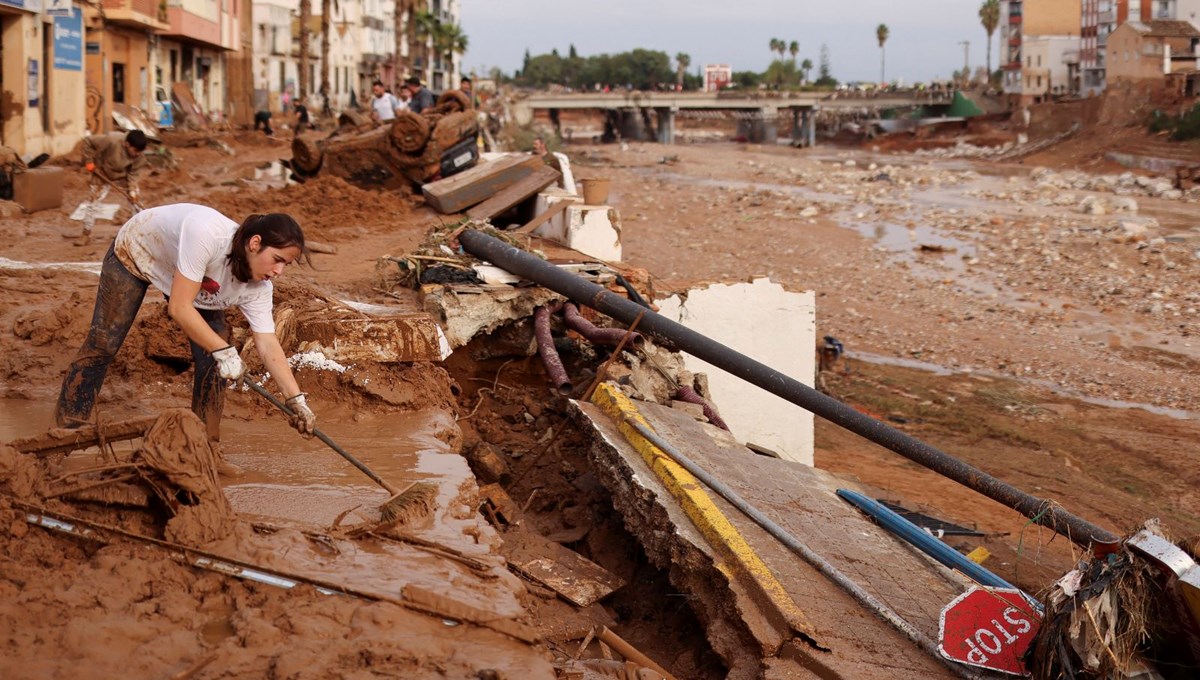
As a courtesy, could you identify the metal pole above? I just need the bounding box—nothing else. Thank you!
[458,229,1119,548]
[624,418,982,680]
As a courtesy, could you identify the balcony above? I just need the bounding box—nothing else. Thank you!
[1009,13,1022,24]
[1003,61,1022,71]
[101,0,170,31]
[1098,10,1116,24]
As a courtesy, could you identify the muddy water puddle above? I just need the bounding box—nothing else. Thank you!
[850,351,1199,421]
[0,399,519,612]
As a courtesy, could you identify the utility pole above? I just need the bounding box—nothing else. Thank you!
[958,41,970,85]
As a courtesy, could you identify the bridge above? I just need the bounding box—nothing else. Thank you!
[518,91,951,145]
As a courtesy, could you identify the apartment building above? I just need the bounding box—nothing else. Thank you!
[1001,0,1082,103]
[1107,19,1200,83]
[157,0,242,120]
[1,1,88,155]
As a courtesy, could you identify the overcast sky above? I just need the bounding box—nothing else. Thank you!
[459,0,992,85]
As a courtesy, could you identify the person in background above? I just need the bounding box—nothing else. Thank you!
[370,80,402,122]
[71,130,148,247]
[253,110,274,137]
[55,204,317,474]
[294,103,312,134]
[459,76,477,108]
[531,136,548,157]
[404,76,435,114]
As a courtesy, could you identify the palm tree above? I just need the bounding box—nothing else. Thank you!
[979,0,1000,79]
[413,9,438,81]
[319,0,336,115]
[675,52,690,91]
[299,0,311,101]
[788,40,799,65]
[394,1,414,90]
[876,23,889,83]
[800,58,813,84]
[769,38,782,61]
[435,22,468,81]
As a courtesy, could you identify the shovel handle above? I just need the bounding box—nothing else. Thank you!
[248,382,399,495]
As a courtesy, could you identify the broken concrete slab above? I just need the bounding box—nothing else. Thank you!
[422,284,562,349]
[572,392,969,679]
[656,279,815,466]
[292,315,452,363]
[533,202,623,262]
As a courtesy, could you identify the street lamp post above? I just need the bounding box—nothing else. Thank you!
[958,40,970,85]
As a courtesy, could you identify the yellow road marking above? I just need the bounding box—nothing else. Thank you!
[591,383,816,642]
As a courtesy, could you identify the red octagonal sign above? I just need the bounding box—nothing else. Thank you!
[939,586,1042,676]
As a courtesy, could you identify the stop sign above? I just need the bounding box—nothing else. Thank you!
[938,586,1042,676]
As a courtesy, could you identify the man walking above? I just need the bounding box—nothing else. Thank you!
[370,80,402,122]
[72,130,148,247]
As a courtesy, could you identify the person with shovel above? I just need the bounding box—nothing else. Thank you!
[55,204,317,473]
[71,130,148,246]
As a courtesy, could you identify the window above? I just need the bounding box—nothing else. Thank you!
[1037,55,1042,66]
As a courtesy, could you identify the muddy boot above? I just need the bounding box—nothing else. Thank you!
[210,440,245,478]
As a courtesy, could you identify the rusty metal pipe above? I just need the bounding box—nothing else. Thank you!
[562,303,645,350]
[596,626,678,680]
[533,306,572,395]
[675,384,730,431]
[460,229,1119,548]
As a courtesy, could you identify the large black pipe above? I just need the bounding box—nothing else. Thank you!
[460,229,1119,548]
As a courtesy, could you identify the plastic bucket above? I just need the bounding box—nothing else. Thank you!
[581,178,611,205]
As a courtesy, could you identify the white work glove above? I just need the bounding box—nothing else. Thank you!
[211,346,245,381]
[285,393,316,437]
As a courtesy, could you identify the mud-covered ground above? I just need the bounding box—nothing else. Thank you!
[2,118,1199,678]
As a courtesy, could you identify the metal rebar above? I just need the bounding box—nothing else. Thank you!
[459,229,1118,548]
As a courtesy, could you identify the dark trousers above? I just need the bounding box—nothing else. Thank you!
[56,244,230,441]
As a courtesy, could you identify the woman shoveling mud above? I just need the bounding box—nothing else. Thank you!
[55,203,317,472]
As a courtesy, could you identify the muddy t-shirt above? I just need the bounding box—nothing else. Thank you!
[113,203,276,333]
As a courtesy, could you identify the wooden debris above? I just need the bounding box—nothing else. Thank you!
[512,198,575,234]
[501,529,626,607]
[422,154,544,214]
[10,415,158,457]
[466,165,561,221]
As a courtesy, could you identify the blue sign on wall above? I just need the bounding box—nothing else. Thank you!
[53,8,84,72]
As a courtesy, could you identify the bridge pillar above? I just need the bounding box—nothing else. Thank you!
[655,107,676,144]
[807,107,817,147]
[736,107,777,144]
[619,109,645,141]
[791,109,803,145]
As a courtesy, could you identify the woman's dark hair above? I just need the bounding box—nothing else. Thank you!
[227,213,306,282]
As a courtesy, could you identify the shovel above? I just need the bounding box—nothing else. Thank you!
[248,382,435,524]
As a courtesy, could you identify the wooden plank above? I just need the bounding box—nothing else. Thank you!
[421,154,543,214]
[511,197,574,234]
[465,165,561,221]
[501,528,626,607]
[10,416,159,457]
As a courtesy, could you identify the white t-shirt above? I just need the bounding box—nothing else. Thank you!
[372,92,400,121]
[113,203,276,333]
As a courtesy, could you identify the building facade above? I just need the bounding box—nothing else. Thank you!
[157,0,241,122]
[1107,19,1200,82]
[1001,0,1082,103]
[1,1,88,155]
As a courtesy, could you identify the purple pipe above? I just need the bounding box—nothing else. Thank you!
[676,385,730,431]
[534,305,572,395]
[562,303,645,350]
